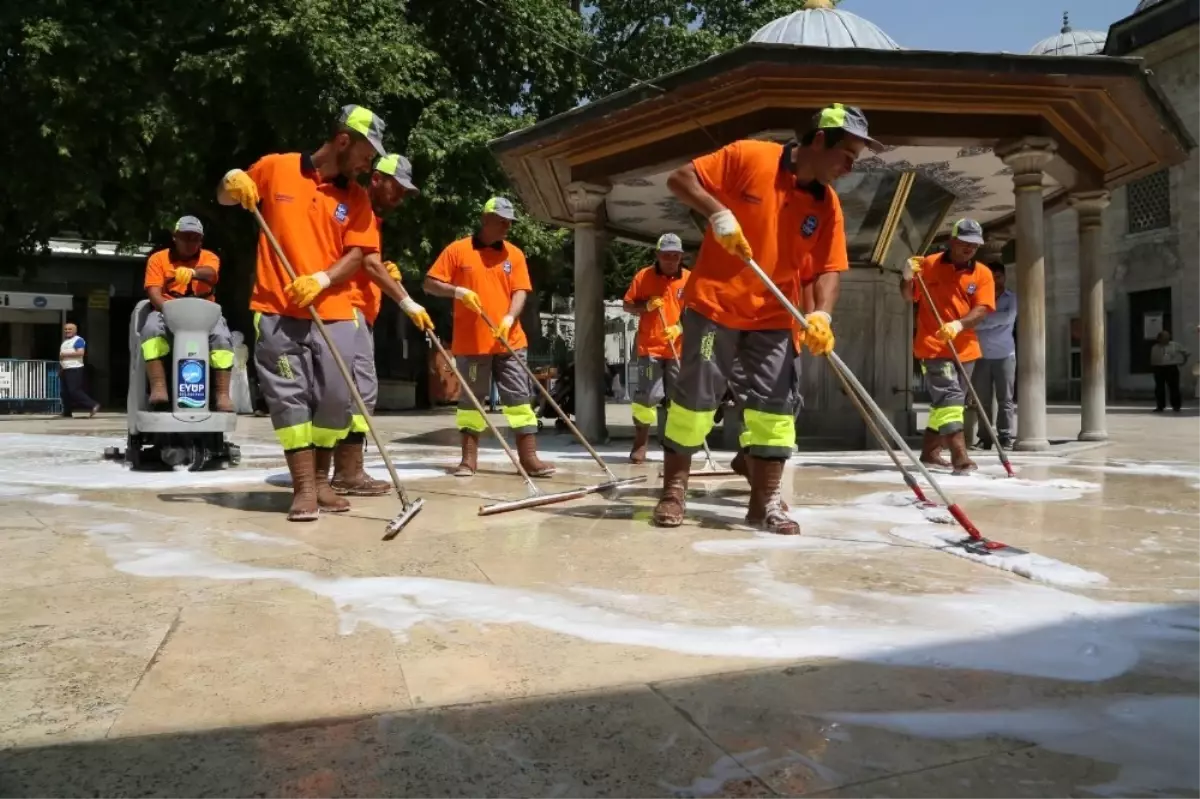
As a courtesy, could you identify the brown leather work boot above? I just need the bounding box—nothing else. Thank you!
[285,448,319,522]
[454,432,479,477]
[629,424,651,464]
[145,358,169,407]
[652,449,692,527]
[732,448,788,511]
[746,456,800,535]
[516,433,555,478]
[314,447,350,513]
[947,430,978,475]
[331,437,390,496]
[920,428,951,468]
[212,368,234,413]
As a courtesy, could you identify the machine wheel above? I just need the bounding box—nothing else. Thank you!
[126,434,144,470]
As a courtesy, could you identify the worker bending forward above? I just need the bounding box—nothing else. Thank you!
[140,216,235,411]
[903,218,995,474]
[331,153,434,495]
[219,104,387,521]
[621,233,690,463]
[423,197,554,479]
[655,104,879,534]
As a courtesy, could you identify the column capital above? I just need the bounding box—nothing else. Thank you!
[1068,189,1111,220]
[995,137,1057,185]
[566,181,611,225]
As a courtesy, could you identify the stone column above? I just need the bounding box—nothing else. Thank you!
[566,182,611,443]
[1069,190,1112,441]
[996,137,1057,451]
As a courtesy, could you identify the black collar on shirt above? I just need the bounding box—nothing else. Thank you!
[938,250,976,271]
[472,233,505,251]
[653,261,685,280]
[300,152,349,189]
[780,141,827,201]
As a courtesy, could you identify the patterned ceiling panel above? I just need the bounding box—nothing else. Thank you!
[604,143,1056,246]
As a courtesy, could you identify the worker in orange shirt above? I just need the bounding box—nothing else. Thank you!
[655,104,879,534]
[330,153,435,496]
[140,215,235,411]
[902,218,996,474]
[621,233,691,463]
[218,104,386,522]
[423,198,554,479]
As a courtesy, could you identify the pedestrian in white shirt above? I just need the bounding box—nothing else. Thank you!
[968,263,1016,449]
[1150,329,1189,412]
[58,322,100,418]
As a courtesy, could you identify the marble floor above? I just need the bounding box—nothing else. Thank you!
[0,405,1196,797]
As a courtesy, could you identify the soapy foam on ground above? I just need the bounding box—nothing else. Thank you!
[833,470,1099,502]
[78,517,1193,683]
[824,696,1199,797]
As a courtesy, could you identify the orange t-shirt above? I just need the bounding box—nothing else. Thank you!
[144,248,221,301]
[623,265,691,359]
[427,236,533,356]
[684,140,848,331]
[247,153,380,321]
[348,215,385,325]
[912,253,996,362]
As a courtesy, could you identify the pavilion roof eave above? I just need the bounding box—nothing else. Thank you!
[489,43,1194,160]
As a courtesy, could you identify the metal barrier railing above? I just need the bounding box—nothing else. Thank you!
[0,359,63,415]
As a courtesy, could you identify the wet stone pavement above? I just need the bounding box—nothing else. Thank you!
[0,405,1197,797]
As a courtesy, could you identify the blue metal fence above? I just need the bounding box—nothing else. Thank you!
[0,359,63,415]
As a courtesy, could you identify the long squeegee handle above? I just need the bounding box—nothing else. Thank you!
[250,207,413,510]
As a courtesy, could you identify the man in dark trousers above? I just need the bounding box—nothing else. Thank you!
[58,322,100,417]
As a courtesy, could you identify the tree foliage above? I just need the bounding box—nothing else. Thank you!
[1,0,838,302]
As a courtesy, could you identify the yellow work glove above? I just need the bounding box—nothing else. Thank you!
[664,324,682,344]
[495,314,515,341]
[222,169,260,211]
[399,298,434,332]
[645,296,665,312]
[709,209,753,261]
[903,256,923,280]
[803,311,834,356]
[285,271,331,309]
[453,287,482,314]
[384,260,401,281]
[937,320,964,342]
[170,266,195,293]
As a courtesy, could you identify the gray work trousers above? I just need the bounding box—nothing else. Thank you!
[631,355,679,427]
[253,312,357,450]
[348,309,377,434]
[967,354,1016,444]
[455,349,537,434]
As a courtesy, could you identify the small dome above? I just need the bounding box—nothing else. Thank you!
[1029,12,1107,55]
[750,0,901,50]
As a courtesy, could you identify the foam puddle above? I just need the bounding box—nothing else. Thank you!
[78,519,1195,683]
[823,696,1200,797]
[887,524,1110,588]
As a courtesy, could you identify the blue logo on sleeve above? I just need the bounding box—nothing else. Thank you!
[801,215,819,238]
[177,359,207,409]
[334,203,349,223]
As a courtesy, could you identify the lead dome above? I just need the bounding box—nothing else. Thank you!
[750,0,902,51]
[1029,12,1108,56]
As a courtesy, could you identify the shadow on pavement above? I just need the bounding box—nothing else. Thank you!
[0,602,1196,798]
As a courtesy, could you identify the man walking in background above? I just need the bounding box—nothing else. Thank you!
[1151,329,1189,412]
[968,262,1016,449]
[58,322,100,418]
